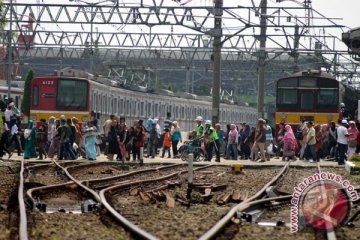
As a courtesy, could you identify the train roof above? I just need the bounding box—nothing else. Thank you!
[284,69,335,79]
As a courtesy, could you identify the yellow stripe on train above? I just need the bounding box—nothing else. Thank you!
[30,111,91,123]
[275,112,340,125]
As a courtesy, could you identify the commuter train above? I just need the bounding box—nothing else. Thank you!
[0,85,23,109]
[275,69,343,128]
[30,68,258,131]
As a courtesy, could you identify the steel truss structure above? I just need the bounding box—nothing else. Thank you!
[1,0,360,86]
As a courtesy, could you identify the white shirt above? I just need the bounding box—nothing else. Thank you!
[337,126,348,145]
[4,108,13,122]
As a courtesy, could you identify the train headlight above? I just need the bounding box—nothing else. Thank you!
[82,116,89,122]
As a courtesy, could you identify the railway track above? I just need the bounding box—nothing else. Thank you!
[199,162,360,240]
[23,160,205,240]
[3,158,359,240]
[99,165,282,240]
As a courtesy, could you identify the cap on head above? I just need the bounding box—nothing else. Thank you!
[340,102,345,107]
[341,119,348,124]
[205,120,211,125]
[196,116,203,121]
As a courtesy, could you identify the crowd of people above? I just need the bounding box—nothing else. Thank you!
[0,96,359,166]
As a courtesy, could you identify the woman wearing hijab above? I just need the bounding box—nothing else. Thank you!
[347,121,359,159]
[170,121,182,158]
[225,124,238,160]
[282,125,298,161]
[240,124,251,160]
[84,121,97,160]
[24,120,37,159]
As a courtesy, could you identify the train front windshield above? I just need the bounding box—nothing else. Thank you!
[276,77,339,112]
[56,79,88,108]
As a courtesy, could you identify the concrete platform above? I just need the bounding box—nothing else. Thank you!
[4,153,343,168]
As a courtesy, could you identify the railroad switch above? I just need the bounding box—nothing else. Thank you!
[237,209,263,223]
[35,202,46,212]
[231,164,245,174]
[81,199,97,213]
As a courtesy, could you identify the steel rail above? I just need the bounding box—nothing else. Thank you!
[316,162,337,240]
[18,159,28,240]
[53,160,102,202]
[81,163,184,189]
[199,162,291,240]
[99,164,212,240]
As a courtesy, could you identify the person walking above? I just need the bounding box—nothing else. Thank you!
[24,120,37,159]
[240,124,251,160]
[170,121,182,158]
[328,121,337,159]
[347,121,358,160]
[9,117,22,156]
[203,120,220,162]
[282,125,298,161]
[36,119,48,160]
[117,121,127,161]
[251,119,267,162]
[194,116,204,139]
[84,121,97,160]
[336,119,350,165]
[107,119,120,161]
[161,128,172,158]
[225,124,238,160]
[132,124,144,161]
[148,123,158,158]
[304,121,317,163]
[164,112,172,132]
[264,119,274,161]
[47,119,60,159]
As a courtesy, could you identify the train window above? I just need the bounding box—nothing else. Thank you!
[299,78,316,87]
[33,85,39,106]
[155,103,159,117]
[136,101,140,116]
[119,99,123,115]
[102,96,106,114]
[140,102,144,117]
[221,110,225,120]
[114,98,117,114]
[147,102,151,117]
[126,100,130,115]
[181,107,184,119]
[317,89,337,109]
[175,106,179,119]
[300,91,314,110]
[317,78,338,88]
[56,79,87,108]
[278,78,297,87]
[277,89,297,109]
[132,101,136,116]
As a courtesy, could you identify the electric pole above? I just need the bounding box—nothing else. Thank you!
[257,0,267,118]
[212,0,223,125]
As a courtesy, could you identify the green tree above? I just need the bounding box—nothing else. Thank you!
[21,68,34,117]
[0,0,7,44]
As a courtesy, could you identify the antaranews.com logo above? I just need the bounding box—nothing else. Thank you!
[290,172,359,233]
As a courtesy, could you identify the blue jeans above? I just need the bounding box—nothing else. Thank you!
[304,144,317,162]
[337,143,347,164]
[226,143,238,160]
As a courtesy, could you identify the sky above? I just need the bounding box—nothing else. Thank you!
[310,0,360,29]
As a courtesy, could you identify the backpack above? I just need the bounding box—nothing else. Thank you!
[295,126,303,140]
